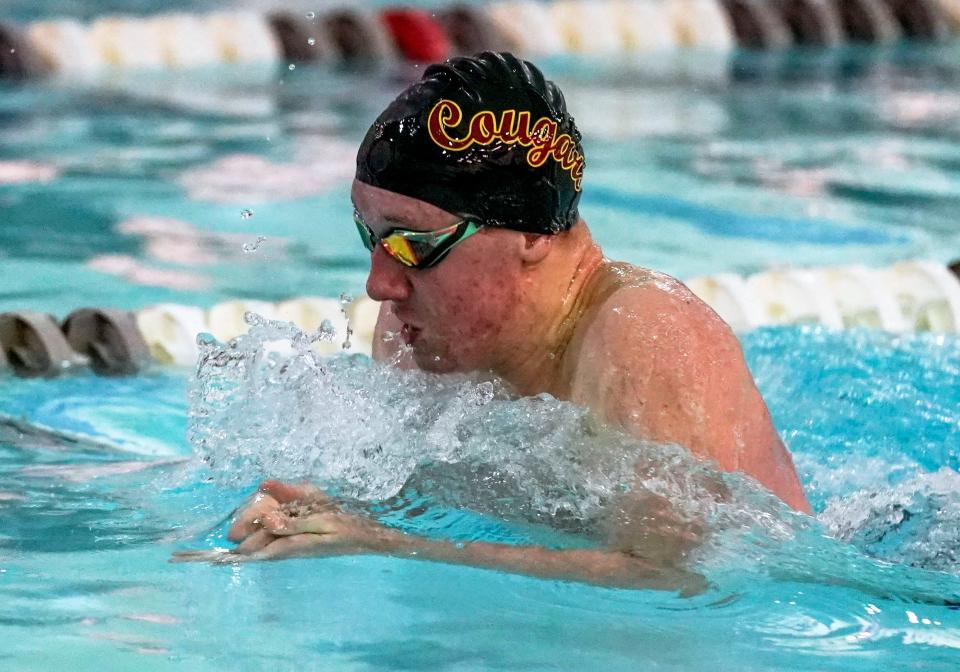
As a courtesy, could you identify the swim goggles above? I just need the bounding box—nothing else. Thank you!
[353,210,483,269]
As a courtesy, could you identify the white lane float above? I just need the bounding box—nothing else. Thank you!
[819,265,908,331]
[880,260,960,333]
[89,16,166,69]
[487,1,566,55]
[204,11,281,64]
[684,273,763,332]
[746,268,845,328]
[135,304,208,366]
[150,14,220,69]
[614,0,679,51]
[206,300,279,343]
[27,19,103,76]
[551,0,624,53]
[688,261,960,333]
[666,0,736,49]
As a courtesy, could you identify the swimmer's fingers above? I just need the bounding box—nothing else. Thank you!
[248,534,331,561]
[227,492,280,542]
[233,528,277,555]
[258,479,330,505]
[261,508,340,537]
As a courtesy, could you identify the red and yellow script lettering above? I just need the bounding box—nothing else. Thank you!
[426,99,585,191]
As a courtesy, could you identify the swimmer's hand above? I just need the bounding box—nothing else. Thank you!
[172,479,406,563]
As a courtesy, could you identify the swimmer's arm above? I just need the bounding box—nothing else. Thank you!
[371,302,417,369]
[227,511,703,593]
[378,533,704,593]
[175,481,703,592]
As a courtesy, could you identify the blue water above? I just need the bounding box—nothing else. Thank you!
[4,47,960,315]
[3,4,960,669]
[0,327,958,671]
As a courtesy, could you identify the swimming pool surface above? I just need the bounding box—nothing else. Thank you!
[2,4,960,670]
[1,326,958,671]
[3,44,960,315]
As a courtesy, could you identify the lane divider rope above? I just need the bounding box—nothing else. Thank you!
[3,1,955,78]
[2,260,958,378]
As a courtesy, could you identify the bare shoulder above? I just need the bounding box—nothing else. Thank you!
[575,268,738,366]
[568,267,751,453]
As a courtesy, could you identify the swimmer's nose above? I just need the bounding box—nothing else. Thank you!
[365,245,412,303]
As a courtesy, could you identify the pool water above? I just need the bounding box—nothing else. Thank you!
[2,6,960,670]
[1,326,958,671]
[4,47,960,315]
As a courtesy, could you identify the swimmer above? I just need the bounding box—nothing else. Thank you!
[176,52,810,589]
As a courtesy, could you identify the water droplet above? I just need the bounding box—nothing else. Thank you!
[196,332,220,347]
[243,311,266,327]
[242,235,267,253]
[317,319,336,341]
[307,38,316,46]
[288,63,296,71]
[240,208,253,220]
[306,11,316,19]
[339,293,353,308]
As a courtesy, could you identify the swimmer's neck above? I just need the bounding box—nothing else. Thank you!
[491,227,606,398]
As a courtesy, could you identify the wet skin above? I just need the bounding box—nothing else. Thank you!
[174,181,810,589]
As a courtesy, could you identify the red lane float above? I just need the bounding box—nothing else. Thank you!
[380,8,451,62]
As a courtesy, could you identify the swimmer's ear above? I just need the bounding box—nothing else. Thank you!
[518,233,552,265]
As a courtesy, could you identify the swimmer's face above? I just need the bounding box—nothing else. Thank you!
[352,180,526,373]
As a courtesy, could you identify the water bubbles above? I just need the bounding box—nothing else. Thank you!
[240,209,253,220]
[243,311,266,328]
[242,236,266,253]
[307,38,316,46]
[196,332,221,353]
[337,293,354,349]
[306,11,316,19]
[317,319,336,342]
[188,317,678,521]
[288,64,296,71]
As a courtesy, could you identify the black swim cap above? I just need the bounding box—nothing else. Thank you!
[356,51,584,234]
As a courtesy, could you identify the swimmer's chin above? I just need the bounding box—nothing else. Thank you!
[411,346,459,374]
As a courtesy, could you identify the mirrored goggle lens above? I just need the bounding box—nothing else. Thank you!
[380,233,444,267]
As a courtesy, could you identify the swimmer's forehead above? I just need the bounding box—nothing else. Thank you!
[351,182,460,232]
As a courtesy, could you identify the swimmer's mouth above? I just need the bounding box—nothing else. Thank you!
[401,323,421,345]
